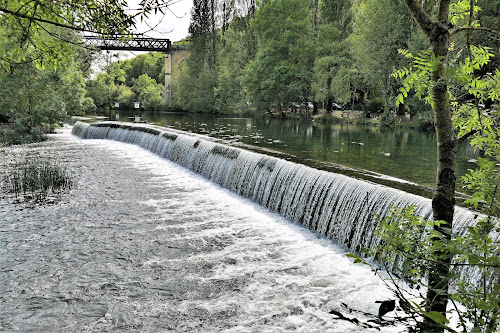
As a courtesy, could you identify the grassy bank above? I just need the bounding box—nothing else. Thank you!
[0,124,47,146]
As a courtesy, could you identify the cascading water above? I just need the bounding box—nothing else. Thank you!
[72,121,483,258]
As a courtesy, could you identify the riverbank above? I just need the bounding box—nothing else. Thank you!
[265,109,434,131]
[0,123,47,146]
[0,126,402,332]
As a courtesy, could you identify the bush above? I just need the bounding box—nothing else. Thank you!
[379,111,396,128]
[0,125,47,146]
[366,99,384,113]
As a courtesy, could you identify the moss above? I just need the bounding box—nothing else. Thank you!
[211,145,240,159]
[161,132,178,141]
[90,122,162,136]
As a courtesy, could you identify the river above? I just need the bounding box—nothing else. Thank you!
[98,110,477,188]
[0,127,402,332]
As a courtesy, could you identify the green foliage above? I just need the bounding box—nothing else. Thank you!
[373,207,453,286]
[382,1,500,330]
[378,111,397,128]
[115,85,135,109]
[462,157,500,215]
[134,74,165,111]
[0,0,135,71]
[0,60,89,137]
[392,6,499,217]
[451,219,500,332]
[121,53,166,86]
[349,205,499,332]
[215,17,256,114]
[392,49,444,108]
[320,0,352,35]
[312,24,357,109]
[165,0,498,120]
[85,72,116,109]
[173,0,219,112]
[171,0,433,116]
[85,52,168,111]
[242,0,316,110]
[0,125,47,146]
[0,25,93,144]
[175,61,217,112]
[350,0,425,111]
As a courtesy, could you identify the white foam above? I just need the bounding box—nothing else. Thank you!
[92,137,404,332]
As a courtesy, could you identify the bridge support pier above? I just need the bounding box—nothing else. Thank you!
[165,53,172,104]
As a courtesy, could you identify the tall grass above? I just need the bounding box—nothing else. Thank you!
[1,156,72,202]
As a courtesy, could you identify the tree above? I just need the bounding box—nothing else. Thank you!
[0,0,176,143]
[242,0,316,112]
[215,16,256,113]
[388,0,500,330]
[124,53,165,86]
[312,23,355,111]
[0,27,94,144]
[173,0,219,112]
[133,74,164,111]
[0,0,177,70]
[397,2,464,328]
[350,0,425,113]
[0,62,89,137]
[85,73,116,109]
[115,85,135,109]
[0,0,129,70]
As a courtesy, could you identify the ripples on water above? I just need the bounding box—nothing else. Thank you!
[0,127,402,332]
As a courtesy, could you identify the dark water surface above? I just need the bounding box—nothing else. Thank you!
[0,127,401,332]
[100,110,476,187]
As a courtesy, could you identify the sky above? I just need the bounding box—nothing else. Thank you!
[128,0,193,42]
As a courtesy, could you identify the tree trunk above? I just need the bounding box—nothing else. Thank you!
[326,97,333,113]
[426,22,456,331]
[402,0,456,331]
[326,77,333,113]
[312,101,318,115]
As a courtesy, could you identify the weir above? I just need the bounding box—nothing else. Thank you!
[72,121,485,258]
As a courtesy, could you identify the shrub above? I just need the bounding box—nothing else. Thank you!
[0,125,47,146]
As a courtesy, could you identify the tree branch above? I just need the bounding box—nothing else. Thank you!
[0,6,93,33]
[457,130,477,143]
[450,26,500,37]
[402,0,435,37]
[0,5,139,35]
[437,0,451,23]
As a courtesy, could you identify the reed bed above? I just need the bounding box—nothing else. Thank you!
[1,156,72,202]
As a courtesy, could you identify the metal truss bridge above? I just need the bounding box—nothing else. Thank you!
[83,35,189,104]
[84,36,173,52]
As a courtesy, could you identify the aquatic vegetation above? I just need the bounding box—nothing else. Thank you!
[1,156,72,203]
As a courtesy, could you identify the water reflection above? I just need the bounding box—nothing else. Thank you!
[95,110,476,187]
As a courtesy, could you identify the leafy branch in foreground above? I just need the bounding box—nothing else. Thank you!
[0,0,177,71]
[348,205,499,332]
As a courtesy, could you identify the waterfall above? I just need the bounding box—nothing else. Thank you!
[72,121,484,257]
